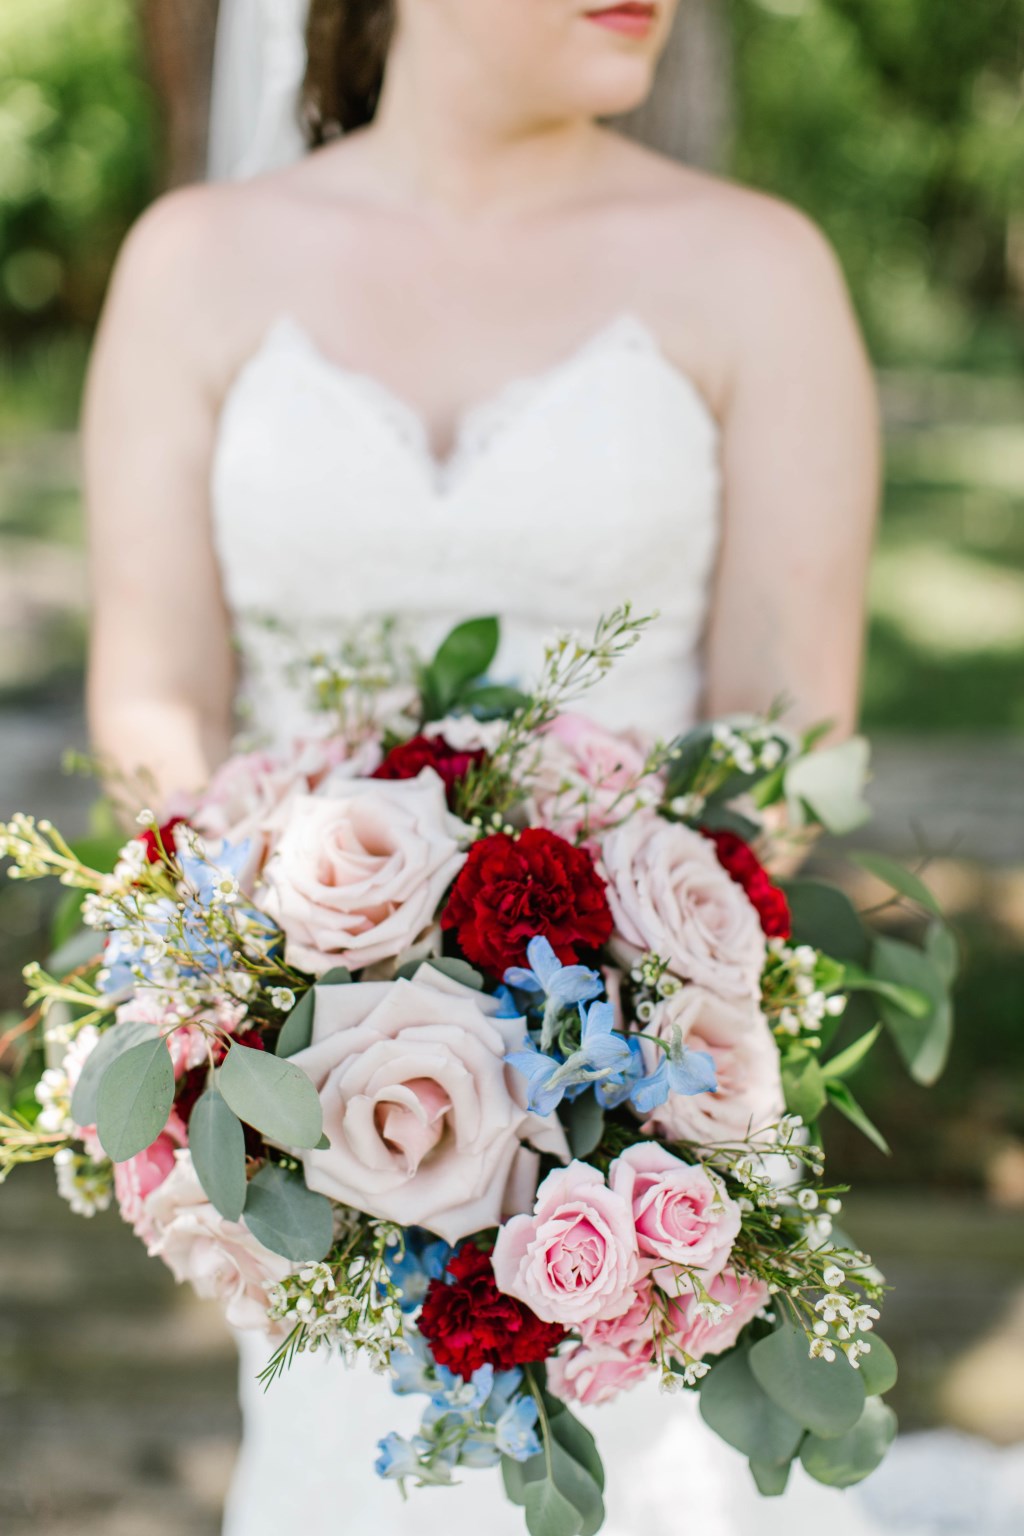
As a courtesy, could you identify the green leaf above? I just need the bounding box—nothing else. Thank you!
[502,1453,545,1507]
[848,851,942,916]
[49,888,88,952]
[565,1093,605,1159]
[799,1397,897,1488]
[783,882,870,965]
[697,804,764,841]
[749,1457,793,1496]
[275,970,352,1059]
[749,1326,866,1439]
[858,1336,898,1397]
[428,957,485,990]
[872,935,954,1085]
[825,1079,891,1155]
[699,1347,805,1464]
[461,684,531,720]
[781,1049,828,1123]
[823,1025,883,1080]
[242,1162,334,1262]
[523,1479,584,1536]
[219,1043,323,1148]
[424,617,500,716]
[926,920,960,988]
[96,1036,175,1163]
[785,736,872,835]
[70,1018,159,1128]
[840,965,931,1018]
[70,832,127,876]
[546,1398,605,1494]
[189,1088,248,1221]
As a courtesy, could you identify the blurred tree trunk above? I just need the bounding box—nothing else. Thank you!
[617,0,733,170]
[141,0,221,187]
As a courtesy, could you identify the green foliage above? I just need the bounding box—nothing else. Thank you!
[70,1017,158,1128]
[275,967,352,1058]
[189,1087,248,1222]
[242,1161,334,1262]
[419,617,500,721]
[218,1042,324,1149]
[504,1381,605,1536]
[732,0,1024,366]
[95,1034,174,1162]
[0,0,155,343]
[699,1346,805,1464]
[799,1396,898,1487]
[749,1324,866,1438]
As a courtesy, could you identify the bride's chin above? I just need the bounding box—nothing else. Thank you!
[570,60,661,120]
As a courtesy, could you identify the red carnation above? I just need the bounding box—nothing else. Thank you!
[706,830,791,939]
[440,827,613,976]
[419,1242,565,1379]
[136,815,186,864]
[372,734,486,808]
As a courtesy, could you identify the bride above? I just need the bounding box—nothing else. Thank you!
[82,1,881,1531]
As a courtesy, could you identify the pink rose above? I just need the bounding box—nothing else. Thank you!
[638,987,785,1146]
[140,1151,290,1331]
[600,814,766,999]
[290,965,566,1244]
[492,1161,640,1327]
[193,738,381,886]
[665,1268,770,1361]
[258,771,466,975]
[609,1143,740,1290]
[526,713,661,840]
[548,1338,651,1406]
[115,1110,187,1228]
[579,1279,656,1351]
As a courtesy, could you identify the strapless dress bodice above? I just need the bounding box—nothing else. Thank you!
[210,312,721,743]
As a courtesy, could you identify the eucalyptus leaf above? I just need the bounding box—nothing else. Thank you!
[799,1397,897,1488]
[840,965,930,1019]
[274,989,316,1058]
[848,851,942,916]
[826,1079,891,1156]
[872,936,953,1085]
[785,736,872,835]
[749,1326,866,1439]
[783,882,870,966]
[546,1399,605,1494]
[699,1347,805,1465]
[926,920,960,989]
[428,957,485,991]
[523,1478,584,1536]
[858,1336,898,1397]
[749,1457,793,1497]
[242,1162,334,1261]
[502,1452,545,1507]
[219,1043,323,1148]
[96,1036,175,1163]
[70,1018,159,1128]
[189,1088,248,1221]
[565,1093,605,1159]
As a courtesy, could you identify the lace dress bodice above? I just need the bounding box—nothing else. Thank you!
[210,313,721,744]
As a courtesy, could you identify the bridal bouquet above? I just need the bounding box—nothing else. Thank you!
[0,609,956,1535]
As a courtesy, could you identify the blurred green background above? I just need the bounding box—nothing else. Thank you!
[0,2,1022,1531]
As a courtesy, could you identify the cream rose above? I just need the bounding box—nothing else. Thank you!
[258,771,466,975]
[140,1151,290,1332]
[638,986,785,1145]
[600,814,766,999]
[289,965,567,1243]
[525,713,660,839]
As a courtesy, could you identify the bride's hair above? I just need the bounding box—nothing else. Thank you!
[303,0,393,141]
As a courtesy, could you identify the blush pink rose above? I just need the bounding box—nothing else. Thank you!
[290,965,566,1244]
[258,771,466,975]
[609,1143,740,1290]
[526,713,661,839]
[491,1161,640,1327]
[140,1151,290,1331]
[638,987,785,1146]
[665,1268,770,1361]
[578,1279,657,1351]
[547,1338,652,1407]
[115,1110,187,1229]
[600,814,766,999]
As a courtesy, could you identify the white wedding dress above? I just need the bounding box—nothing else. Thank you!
[209,313,1020,1535]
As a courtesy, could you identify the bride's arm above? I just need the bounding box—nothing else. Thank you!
[703,205,880,742]
[82,192,237,809]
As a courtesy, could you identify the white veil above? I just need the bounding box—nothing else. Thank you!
[206,0,729,183]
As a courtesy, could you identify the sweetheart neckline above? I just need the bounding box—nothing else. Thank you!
[224,310,719,497]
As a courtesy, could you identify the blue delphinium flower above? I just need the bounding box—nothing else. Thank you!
[493,1392,541,1461]
[504,935,603,1049]
[629,1036,718,1115]
[374,1431,426,1481]
[506,997,634,1115]
[594,1033,647,1109]
[387,1229,452,1314]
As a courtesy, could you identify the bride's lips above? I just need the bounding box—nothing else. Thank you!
[583,2,658,39]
